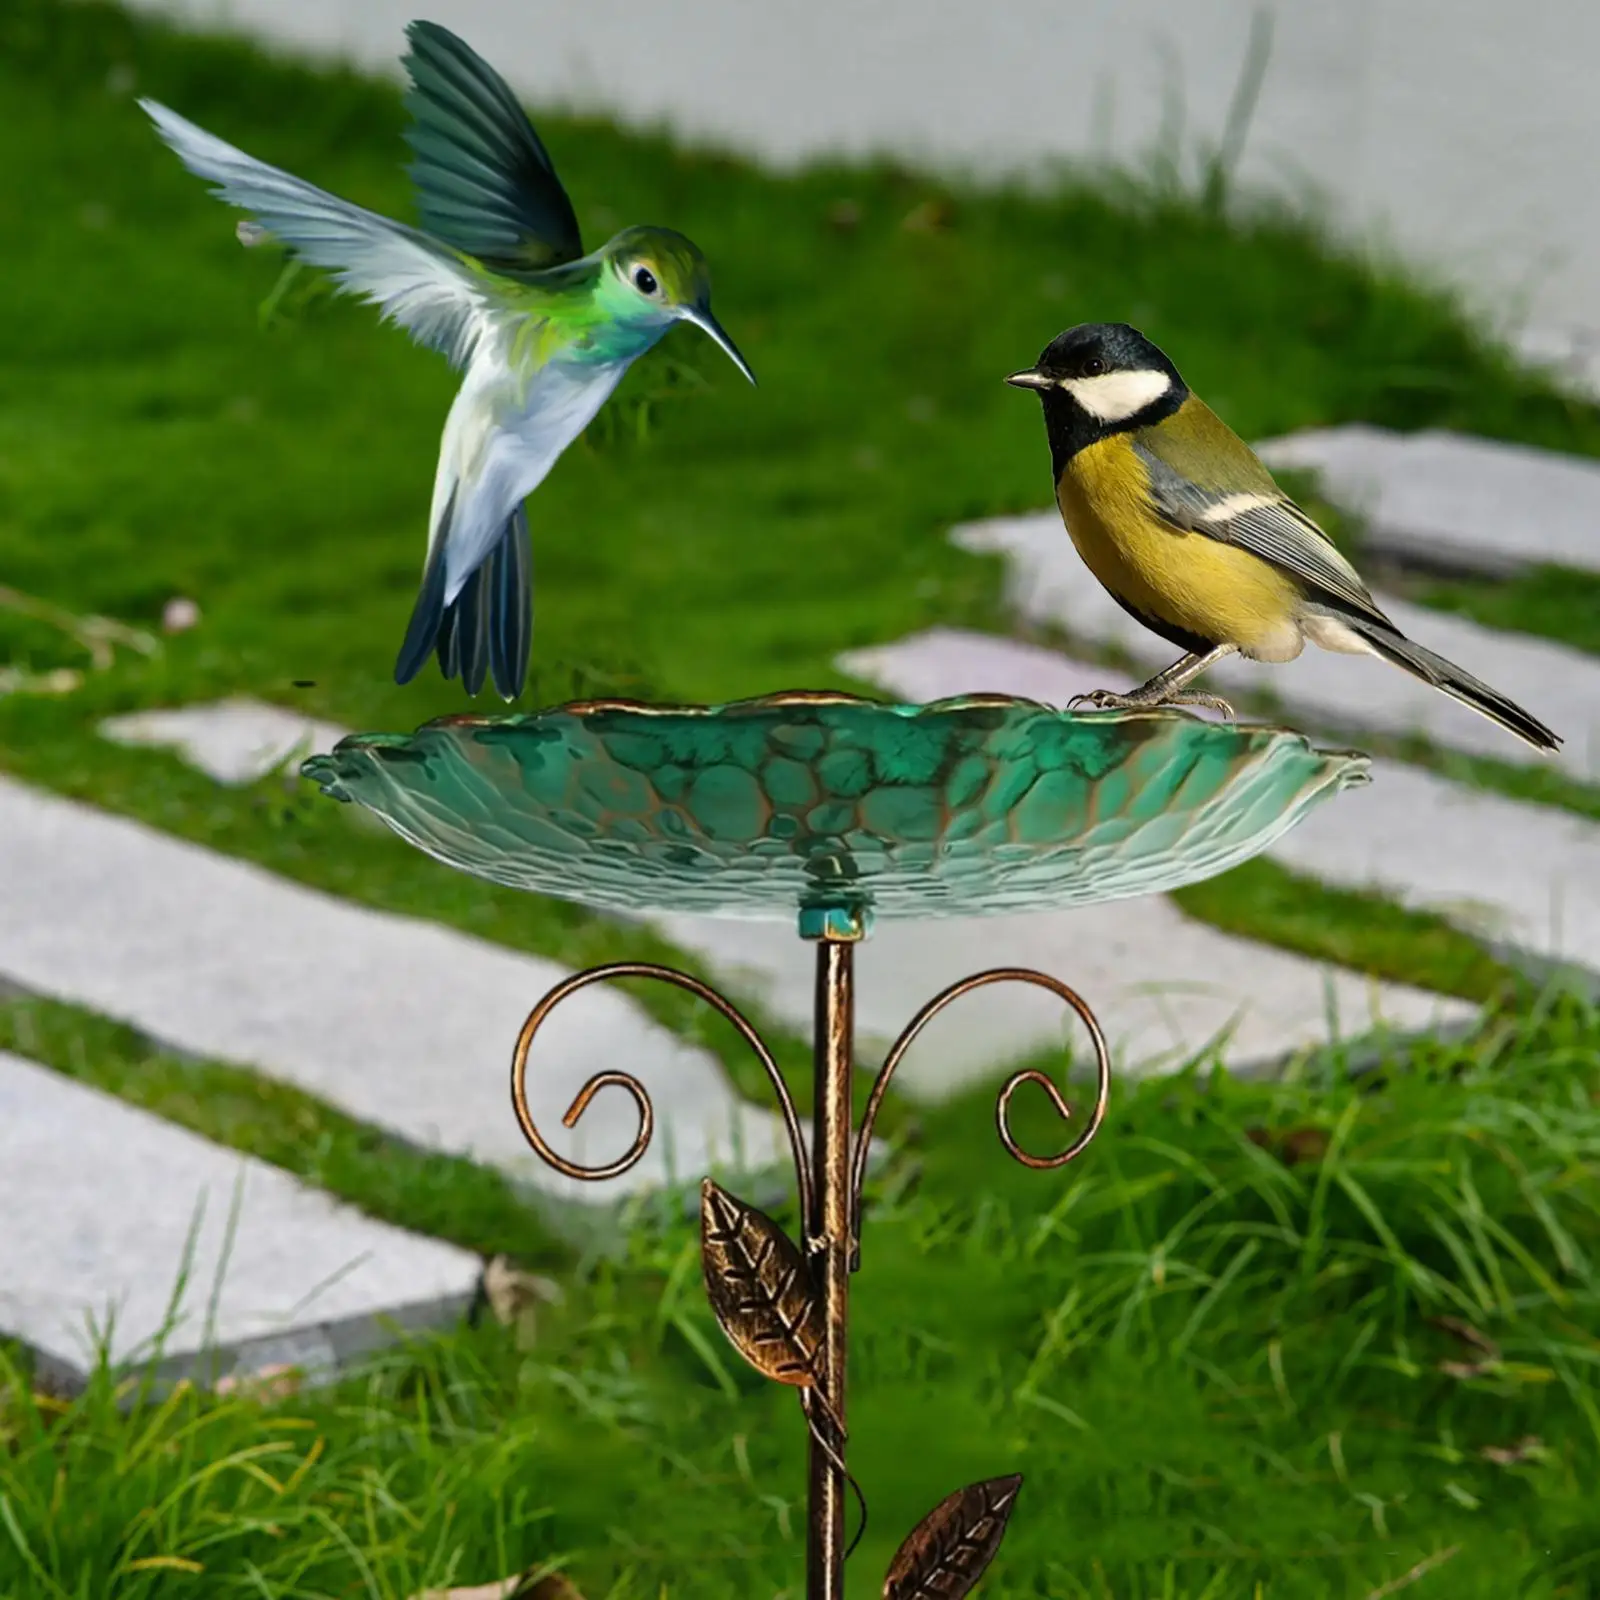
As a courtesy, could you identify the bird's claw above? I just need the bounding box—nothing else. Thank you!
[1066,687,1237,721]
[1163,691,1237,719]
[1066,689,1125,711]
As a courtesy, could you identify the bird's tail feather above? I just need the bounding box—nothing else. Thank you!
[1336,612,1561,753]
[393,494,532,701]
[394,491,454,689]
[489,505,533,699]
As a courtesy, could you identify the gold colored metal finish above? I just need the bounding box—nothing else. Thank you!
[850,967,1112,1263]
[506,949,1111,1600]
[884,1474,1024,1600]
[700,1178,824,1386]
[509,961,812,1216]
[808,936,855,1600]
[513,687,879,721]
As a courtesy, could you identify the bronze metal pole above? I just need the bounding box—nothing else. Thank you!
[807,932,855,1600]
[506,945,1109,1599]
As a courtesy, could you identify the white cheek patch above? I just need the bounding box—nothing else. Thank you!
[1061,368,1172,422]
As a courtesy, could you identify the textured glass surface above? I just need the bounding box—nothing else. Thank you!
[301,691,1368,921]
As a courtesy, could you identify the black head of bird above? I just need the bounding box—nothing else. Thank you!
[1007,323,1189,469]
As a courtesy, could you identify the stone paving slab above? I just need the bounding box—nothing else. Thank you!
[953,515,1599,779]
[652,907,1473,1098]
[0,774,789,1208]
[1254,425,1600,577]
[841,627,1600,975]
[101,698,348,785]
[0,1049,482,1387]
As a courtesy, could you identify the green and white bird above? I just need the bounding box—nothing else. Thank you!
[140,19,754,700]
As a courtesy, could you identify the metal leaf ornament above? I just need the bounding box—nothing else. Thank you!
[883,1475,1023,1600]
[699,1179,823,1386]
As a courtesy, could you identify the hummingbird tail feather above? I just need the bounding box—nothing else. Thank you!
[1333,612,1561,753]
[394,517,452,688]
[486,505,533,701]
[393,493,531,702]
[448,566,491,697]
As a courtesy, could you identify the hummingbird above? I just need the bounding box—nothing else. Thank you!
[139,19,755,701]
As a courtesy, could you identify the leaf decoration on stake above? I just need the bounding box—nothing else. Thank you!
[700,1178,823,1386]
[883,1475,1023,1600]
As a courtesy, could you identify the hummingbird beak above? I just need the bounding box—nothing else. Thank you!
[684,305,757,385]
[1005,368,1054,391]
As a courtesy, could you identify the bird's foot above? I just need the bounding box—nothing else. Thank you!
[1067,687,1236,720]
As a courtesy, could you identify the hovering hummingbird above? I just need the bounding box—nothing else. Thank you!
[139,20,755,700]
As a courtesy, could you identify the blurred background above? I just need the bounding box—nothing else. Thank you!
[2,1,1598,1596]
[132,0,1600,390]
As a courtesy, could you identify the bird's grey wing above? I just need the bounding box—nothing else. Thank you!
[141,99,494,370]
[1132,435,1388,622]
[402,21,584,272]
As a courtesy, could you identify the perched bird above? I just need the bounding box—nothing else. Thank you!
[1006,323,1561,752]
[140,20,755,701]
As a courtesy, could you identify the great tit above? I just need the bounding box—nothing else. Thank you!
[1006,323,1561,752]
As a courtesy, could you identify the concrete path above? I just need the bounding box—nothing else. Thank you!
[955,515,1598,777]
[102,698,346,785]
[652,907,1473,1097]
[0,1049,481,1387]
[0,774,789,1209]
[1256,425,1600,577]
[841,628,1600,976]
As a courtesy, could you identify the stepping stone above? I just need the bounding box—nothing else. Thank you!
[652,905,1473,1098]
[0,1049,481,1389]
[841,628,1600,976]
[1513,325,1600,406]
[0,774,790,1210]
[101,697,347,785]
[954,515,1599,779]
[1254,425,1600,577]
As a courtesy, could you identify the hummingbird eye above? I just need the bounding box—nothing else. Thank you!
[632,265,660,296]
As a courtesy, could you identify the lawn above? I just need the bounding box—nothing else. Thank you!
[2,0,1599,1595]
[5,999,1599,1597]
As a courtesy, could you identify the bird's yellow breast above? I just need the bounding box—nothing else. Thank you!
[1056,437,1303,660]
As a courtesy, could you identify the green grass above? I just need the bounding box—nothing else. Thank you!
[5,988,1598,1597]
[1171,860,1519,1004]
[1413,567,1600,659]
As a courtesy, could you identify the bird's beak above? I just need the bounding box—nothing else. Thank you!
[1005,368,1054,391]
[685,305,757,385]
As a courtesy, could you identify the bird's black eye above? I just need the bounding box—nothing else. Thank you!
[1083,356,1106,376]
[633,265,659,296]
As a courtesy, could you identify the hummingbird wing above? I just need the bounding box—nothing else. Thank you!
[1132,406,1390,625]
[401,21,584,273]
[140,99,495,370]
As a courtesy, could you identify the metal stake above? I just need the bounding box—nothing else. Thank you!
[507,932,1110,1598]
[807,932,856,1600]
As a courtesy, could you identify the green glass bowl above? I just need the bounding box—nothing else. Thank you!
[301,691,1367,925]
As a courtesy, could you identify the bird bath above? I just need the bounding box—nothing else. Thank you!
[303,688,1368,1600]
